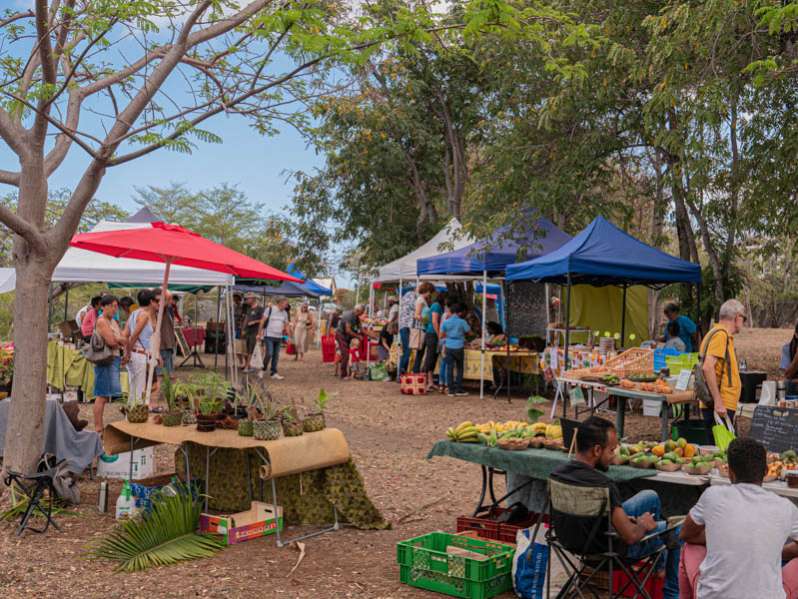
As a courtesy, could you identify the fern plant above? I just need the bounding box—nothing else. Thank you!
[90,486,224,572]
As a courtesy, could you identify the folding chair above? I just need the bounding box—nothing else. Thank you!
[3,460,63,537]
[545,478,678,599]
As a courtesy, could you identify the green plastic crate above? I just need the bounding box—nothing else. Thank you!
[397,531,514,598]
[399,564,513,599]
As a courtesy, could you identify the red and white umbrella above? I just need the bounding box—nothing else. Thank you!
[71,222,300,402]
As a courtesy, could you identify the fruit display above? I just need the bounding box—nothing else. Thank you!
[764,450,798,481]
[639,380,673,394]
[446,421,480,443]
[601,374,620,386]
[628,373,659,383]
[446,419,563,450]
[682,456,715,475]
[616,438,702,471]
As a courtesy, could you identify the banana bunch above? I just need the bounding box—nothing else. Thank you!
[447,421,479,443]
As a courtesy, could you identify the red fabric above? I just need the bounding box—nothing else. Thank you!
[680,543,798,599]
[70,222,300,281]
[81,308,97,337]
[321,335,336,363]
[181,327,205,348]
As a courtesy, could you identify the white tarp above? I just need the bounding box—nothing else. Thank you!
[0,221,234,293]
[374,218,473,282]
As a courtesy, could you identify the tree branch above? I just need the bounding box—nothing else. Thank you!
[32,0,58,144]
[0,10,34,28]
[0,169,20,186]
[0,204,46,251]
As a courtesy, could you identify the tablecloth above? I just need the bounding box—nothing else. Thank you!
[428,441,654,483]
[47,340,129,401]
[180,327,206,348]
[0,397,103,474]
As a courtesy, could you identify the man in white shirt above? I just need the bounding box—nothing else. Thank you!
[397,288,416,380]
[260,297,290,380]
[679,437,798,598]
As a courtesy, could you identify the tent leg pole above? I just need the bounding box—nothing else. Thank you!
[224,290,229,381]
[62,286,68,400]
[480,270,487,400]
[696,282,703,336]
[620,284,627,349]
[563,277,572,418]
[214,287,221,370]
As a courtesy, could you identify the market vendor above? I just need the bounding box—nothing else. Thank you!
[659,303,698,352]
[551,416,681,599]
[486,321,507,347]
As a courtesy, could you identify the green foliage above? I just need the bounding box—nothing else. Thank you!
[316,388,330,412]
[90,487,225,572]
[526,395,546,423]
[160,371,176,412]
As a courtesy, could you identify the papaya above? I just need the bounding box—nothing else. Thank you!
[652,444,666,457]
[684,443,697,459]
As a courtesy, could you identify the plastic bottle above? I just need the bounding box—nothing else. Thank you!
[115,480,134,520]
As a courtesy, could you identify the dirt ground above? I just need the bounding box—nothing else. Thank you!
[0,327,789,598]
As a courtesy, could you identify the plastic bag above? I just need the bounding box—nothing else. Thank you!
[513,524,549,599]
[369,362,390,381]
[712,412,735,451]
[249,342,264,370]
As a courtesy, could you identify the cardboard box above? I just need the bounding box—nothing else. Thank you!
[199,502,283,545]
[97,447,155,480]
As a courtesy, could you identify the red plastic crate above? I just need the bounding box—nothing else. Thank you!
[612,568,664,598]
[457,508,548,544]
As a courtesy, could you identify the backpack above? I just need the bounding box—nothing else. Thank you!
[693,328,733,409]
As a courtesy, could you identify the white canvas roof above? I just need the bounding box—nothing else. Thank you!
[373,218,473,282]
[0,221,234,293]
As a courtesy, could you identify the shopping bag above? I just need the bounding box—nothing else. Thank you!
[249,343,264,370]
[368,362,389,381]
[712,412,735,451]
[409,326,424,350]
[513,523,550,599]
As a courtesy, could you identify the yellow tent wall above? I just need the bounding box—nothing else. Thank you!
[568,285,649,347]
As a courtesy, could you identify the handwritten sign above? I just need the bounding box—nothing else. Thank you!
[749,406,798,453]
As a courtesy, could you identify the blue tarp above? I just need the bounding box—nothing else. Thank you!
[287,264,332,296]
[416,217,571,276]
[505,216,701,285]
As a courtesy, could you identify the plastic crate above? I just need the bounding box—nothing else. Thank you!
[399,564,513,599]
[457,508,548,544]
[642,398,662,417]
[654,347,681,372]
[397,532,514,580]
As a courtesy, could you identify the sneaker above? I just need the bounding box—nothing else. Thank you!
[455,391,469,397]
[242,368,254,373]
[447,392,456,397]
[271,373,285,380]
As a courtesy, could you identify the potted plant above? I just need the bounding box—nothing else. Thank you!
[196,397,223,432]
[303,389,329,433]
[126,394,149,424]
[281,403,304,437]
[253,406,282,441]
[160,372,182,427]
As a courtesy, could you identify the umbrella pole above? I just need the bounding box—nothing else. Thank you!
[145,259,172,405]
[214,287,221,370]
[480,270,487,400]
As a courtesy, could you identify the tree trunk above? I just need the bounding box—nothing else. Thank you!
[3,161,53,481]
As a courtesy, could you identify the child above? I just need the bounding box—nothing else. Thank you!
[348,337,364,379]
[440,302,471,397]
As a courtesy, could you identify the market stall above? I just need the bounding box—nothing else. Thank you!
[47,340,129,401]
[416,216,570,398]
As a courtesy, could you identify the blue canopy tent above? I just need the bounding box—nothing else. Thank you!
[506,216,702,399]
[287,264,332,297]
[416,217,571,398]
[417,217,571,277]
[234,281,322,298]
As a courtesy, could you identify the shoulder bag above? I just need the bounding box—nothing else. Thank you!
[693,328,732,410]
[82,328,116,366]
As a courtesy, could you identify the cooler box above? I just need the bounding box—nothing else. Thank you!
[97,448,155,480]
[321,335,336,363]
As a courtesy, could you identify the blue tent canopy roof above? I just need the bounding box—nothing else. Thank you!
[233,281,321,298]
[416,217,572,276]
[287,264,332,296]
[505,216,701,286]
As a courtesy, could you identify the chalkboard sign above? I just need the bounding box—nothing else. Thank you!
[749,406,798,453]
[506,281,547,338]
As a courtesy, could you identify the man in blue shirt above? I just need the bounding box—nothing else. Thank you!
[440,302,471,397]
[661,303,698,353]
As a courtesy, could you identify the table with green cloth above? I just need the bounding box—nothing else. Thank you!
[47,340,129,401]
[428,440,704,517]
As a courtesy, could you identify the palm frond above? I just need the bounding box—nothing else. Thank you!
[90,487,225,572]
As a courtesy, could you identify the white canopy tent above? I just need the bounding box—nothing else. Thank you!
[0,221,234,291]
[373,218,473,283]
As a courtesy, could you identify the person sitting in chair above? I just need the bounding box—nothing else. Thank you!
[551,416,681,599]
[679,437,798,599]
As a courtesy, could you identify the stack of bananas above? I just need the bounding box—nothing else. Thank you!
[446,421,479,443]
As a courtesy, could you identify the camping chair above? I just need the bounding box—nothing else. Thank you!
[545,478,677,599]
[3,460,64,537]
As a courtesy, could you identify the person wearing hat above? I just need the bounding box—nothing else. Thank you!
[242,293,265,371]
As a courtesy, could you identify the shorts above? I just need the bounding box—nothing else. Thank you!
[234,338,246,354]
[246,333,259,355]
